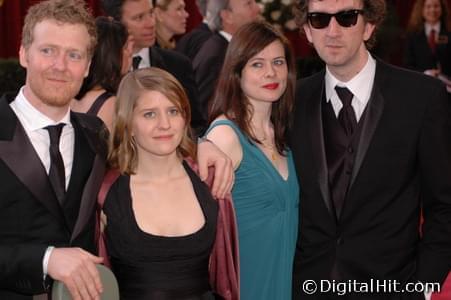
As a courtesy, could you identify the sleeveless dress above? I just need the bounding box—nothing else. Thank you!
[86,91,113,116]
[206,120,300,300]
[103,161,219,300]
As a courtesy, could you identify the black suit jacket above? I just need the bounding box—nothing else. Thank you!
[405,27,451,77]
[175,22,213,61]
[149,46,205,134]
[291,60,451,299]
[0,96,107,299]
[193,33,229,123]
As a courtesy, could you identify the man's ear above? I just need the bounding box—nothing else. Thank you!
[19,45,28,69]
[363,22,376,42]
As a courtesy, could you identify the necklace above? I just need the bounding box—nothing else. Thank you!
[259,140,278,162]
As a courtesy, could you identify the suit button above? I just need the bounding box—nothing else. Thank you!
[347,147,353,154]
[345,170,352,175]
[337,237,344,245]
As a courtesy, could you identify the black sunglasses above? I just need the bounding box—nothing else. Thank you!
[307,9,364,29]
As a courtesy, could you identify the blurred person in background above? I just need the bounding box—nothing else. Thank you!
[155,0,190,49]
[405,0,451,78]
[72,16,134,132]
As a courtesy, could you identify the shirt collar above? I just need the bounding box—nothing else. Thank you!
[134,47,151,67]
[425,22,441,36]
[11,87,72,132]
[219,30,232,42]
[325,52,376,106]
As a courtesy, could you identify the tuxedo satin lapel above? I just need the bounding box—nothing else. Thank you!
[0,114,64,223]
[70,114,106,242]
[309,82,334,219]
[349,69,385,188]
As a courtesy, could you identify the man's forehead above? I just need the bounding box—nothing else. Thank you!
[308,0,362,11]
[31,19,90,48]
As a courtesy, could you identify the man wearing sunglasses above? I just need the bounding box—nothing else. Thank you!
[290,0,451,299]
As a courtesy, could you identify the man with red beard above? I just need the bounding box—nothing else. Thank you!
[0,1,106,299]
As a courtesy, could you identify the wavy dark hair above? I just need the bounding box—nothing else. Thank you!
[407,0,450,33]
[293,0,386,49]
[209,21,296,155]
[77,16,128,99]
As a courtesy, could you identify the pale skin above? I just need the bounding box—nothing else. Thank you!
[207,40,289,180]
[303,0,375,81]
[19,19,102,300]
[155,0,189,43]
[130,90,205,236]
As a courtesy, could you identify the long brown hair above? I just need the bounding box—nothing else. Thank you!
[209,21,295,155]
[109,67,196,174]
[407,0,450,33]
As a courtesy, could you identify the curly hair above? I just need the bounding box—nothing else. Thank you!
[209,21,296,155]
[22,0,97,57]
[293,0,386,49]
[407,0,450,33]
[109,67,196,174]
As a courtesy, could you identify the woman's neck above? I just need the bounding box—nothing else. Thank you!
[249,100,273,140]
[134,152,184,182]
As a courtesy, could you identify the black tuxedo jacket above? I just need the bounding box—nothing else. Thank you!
[175,22,213,61]
[291,60,451,299]
[405,27,451,77]
[193,33,229,123]
[0,96,107,299]
[149,46,205,134]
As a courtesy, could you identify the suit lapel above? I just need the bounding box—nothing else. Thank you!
[149,47,166,69]
[0,97,65,223]
[70,114,107,242]
[349,61,385,188]
[307,75,335,219]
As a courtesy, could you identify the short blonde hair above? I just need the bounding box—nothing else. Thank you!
[22,0,97,57]
[109,67,196,174]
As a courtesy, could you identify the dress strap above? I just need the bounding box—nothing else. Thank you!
[86,91,114,116]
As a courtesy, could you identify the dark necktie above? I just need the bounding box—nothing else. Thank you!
[335,86,357,136]
[428,29,436,54]
[132,56,142,70]
[45,124,66,204]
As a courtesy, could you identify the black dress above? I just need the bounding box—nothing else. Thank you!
[103,162,218,300]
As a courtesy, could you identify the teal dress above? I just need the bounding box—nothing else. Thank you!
[206,120,299,300]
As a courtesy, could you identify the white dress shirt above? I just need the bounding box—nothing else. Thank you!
[219,30,232,42]
[325,52,376,122]
[10,87,74,187]
[133,47,151,69]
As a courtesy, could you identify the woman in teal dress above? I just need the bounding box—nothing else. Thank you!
[205,21,299,299]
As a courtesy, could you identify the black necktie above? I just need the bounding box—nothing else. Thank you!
[335,86,357,136]
[132,56,142,70]
[45,124,66,204]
